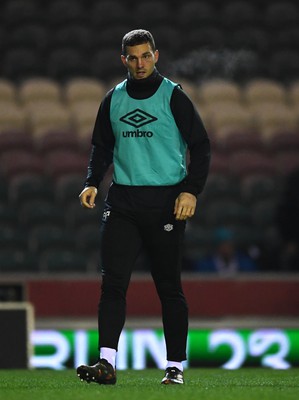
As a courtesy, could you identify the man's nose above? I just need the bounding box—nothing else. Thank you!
[137,58,144,68]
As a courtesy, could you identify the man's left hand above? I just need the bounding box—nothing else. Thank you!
[174,192,197,220]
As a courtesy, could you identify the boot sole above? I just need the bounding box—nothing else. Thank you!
[77,365,116,385]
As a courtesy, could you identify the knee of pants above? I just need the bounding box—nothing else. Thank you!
[155,279,184,300]
[101,279,128,301]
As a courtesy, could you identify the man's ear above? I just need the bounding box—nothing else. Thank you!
[121,55,127,67]
[154,50,159,63]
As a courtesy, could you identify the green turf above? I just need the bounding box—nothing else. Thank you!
[0,369,298,400]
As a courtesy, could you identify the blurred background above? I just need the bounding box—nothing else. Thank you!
[1,0,299,370]
[0,0,299,275]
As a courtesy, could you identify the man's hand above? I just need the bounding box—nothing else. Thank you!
[174,192,197,220]
[79,186,98,209]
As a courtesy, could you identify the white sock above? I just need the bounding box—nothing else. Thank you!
[166,361,183,371]
[100,347,116,369]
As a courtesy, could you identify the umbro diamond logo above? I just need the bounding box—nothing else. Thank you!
[164,224,174,232]
[120,109,158,128]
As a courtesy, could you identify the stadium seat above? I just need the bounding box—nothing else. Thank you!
[205,102,254,139]
[198,80,242,105]
[275,27,299,53]
[69,100,99,141]
[75,223,101,252]
[0,227,27,251]
[0,250,38,273]
[2,0,43,29]
[0,102,27,134]
[244,79,287,105]
[265,2,299,31]
[1,48,43,82]
[0,149,43,179]
[221,1,260,30]
[90,1,132,29]
[177,1,218,30]
[184,224,215,262]
[150,26,182,55]
[28,224,75,254]
[8,174,54,205]
[34,131,80,155]
[51,24,93,53]
[0,27,6,55]
[251,199,278,229]
[65,201,101,229]
[267,131,299,154]
[232,224,263,250]
[220,131,264,153]
[289,81,299,106]
[39,249,88,272]
[229,150,275,178]
[208,152,230,176]
[0,180,8,204]
[0,79,17,103]
[0,131,34,156]
[26,102,72,138]
[44,149,87,180]
[94,24,134,51]
[240,175,281,205]
[250,103,298,141]
[54,173,85,204]
[47,48,90,82]
[19,78,61,106]
[185,26,227,53]
[269,50,299,83]
[0,202,18,229]
[274,150,299,176]
[202,173,241,203]
[8,23,48,53]
[229,27,270,55]
[19,198,65,228]
[47,0,87,28]
[203,198,251,228]
[134,1,172,28]
[64,78,106,105]
[91,48,126,80]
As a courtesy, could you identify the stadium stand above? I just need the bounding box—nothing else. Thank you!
[0,0,299,272]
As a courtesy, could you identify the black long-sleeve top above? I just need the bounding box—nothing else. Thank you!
[85,69,210,200]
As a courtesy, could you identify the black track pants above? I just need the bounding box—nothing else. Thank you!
[97,199,189,362]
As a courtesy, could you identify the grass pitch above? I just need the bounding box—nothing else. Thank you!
[0,368,298,400]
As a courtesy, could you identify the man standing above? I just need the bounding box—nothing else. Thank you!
[77,29,210,385]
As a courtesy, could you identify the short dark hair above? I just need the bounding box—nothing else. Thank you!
[122,29,156,55]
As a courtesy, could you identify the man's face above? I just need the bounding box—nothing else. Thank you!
[121,43,159,80]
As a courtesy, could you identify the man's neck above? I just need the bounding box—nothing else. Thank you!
[127,68,159,86]
[126,68,163,99]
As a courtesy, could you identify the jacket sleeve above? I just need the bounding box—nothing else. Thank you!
[84,89,115,188]
[170,85,211,196]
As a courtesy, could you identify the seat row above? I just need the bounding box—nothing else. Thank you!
[2,77,299,106]
[1,45,299,83]
[2,23,299,55]
[0,195,281,273]
[1,1,298,30]
[0,1,299,82]
[1,77,299,141]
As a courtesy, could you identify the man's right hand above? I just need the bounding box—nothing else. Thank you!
[79,186,98,209]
